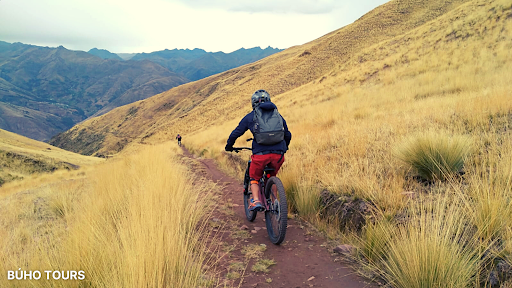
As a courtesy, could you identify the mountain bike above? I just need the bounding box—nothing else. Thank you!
[232,141,287,245]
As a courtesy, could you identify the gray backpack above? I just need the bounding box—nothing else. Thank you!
[253,107,285,145]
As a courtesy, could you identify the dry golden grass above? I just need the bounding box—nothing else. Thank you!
[377,194,482,288]
[0,144,214,287]
[0,128,102,167]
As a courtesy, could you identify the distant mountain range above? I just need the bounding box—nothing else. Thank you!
[0,41,282,141]
[129,47,282,81]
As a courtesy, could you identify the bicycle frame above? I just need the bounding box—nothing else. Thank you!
[234,143,276,212]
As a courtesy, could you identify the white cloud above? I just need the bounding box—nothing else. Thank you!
[0,0,389,53]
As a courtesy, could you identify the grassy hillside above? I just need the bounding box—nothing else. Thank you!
[0,128,102,187]
[50,0,471,156]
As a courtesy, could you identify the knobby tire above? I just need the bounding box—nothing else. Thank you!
[264,176,287,244]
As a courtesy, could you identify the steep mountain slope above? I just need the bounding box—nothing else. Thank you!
[0,42,189,140]
[0,101,76,141]
[131,46,283,81]
[51,0,474,156]
[0,128,102,186]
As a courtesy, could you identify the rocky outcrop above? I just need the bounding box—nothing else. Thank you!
[319,190,374,232]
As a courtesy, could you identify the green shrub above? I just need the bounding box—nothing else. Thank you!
[395,132,472,181]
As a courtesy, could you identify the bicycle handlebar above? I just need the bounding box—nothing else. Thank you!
[232,147,252,153]
[228,138,253,153]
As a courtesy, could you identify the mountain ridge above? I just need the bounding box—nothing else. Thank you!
[130,46,283,81]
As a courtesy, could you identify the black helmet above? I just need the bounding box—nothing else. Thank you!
[251,89,271,109]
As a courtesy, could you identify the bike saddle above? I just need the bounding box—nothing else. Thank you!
[263,166,275,173]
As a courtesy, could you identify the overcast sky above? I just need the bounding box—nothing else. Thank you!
[0,0,389,53]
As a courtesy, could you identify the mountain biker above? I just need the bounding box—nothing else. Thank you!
[176,134,182,146]
[225,90,292,211]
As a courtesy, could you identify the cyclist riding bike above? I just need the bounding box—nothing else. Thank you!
[176,134,182,146]
[225,90,292,211]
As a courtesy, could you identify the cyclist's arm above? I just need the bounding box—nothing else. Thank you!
[283,117,292,148]
[227,115,249,147]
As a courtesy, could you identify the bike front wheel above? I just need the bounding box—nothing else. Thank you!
[264,176,287,244]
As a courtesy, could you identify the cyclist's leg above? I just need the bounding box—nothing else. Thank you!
[250,182,260,201]
[249,155,267,205]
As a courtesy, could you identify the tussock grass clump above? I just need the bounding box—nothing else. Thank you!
[465,154,512,241]
[361,195,482,288]
[468,180,512,242]
[395,132,472,181]
[292,185,320,218]
[360,218,394,263]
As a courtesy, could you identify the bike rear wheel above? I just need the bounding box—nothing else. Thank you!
[243,167,257,222]
[264,176,287,244]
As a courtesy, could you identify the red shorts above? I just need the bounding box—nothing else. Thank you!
[249,153,284,183]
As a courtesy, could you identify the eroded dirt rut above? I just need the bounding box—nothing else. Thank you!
[182,148,377,288]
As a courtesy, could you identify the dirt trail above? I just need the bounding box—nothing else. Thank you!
[182,148,377,288]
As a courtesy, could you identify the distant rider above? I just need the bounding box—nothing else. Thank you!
[176,134,182,146]
[225,90,291,211]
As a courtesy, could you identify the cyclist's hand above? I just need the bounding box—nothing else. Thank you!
[225,144,234,152]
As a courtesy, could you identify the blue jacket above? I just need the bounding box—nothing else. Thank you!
[227,102,292,154]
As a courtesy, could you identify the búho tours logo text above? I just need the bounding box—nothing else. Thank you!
[7,269,85,280]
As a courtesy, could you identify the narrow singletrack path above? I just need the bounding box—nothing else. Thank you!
[182,147,377,288]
